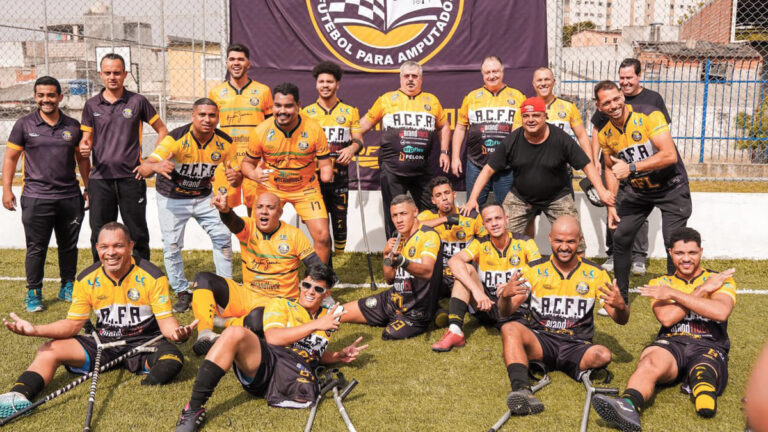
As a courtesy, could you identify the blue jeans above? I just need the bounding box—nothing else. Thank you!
[156,193,233,293]
[465,161,514,205]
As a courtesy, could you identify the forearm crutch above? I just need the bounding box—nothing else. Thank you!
[354,159,377,290]
[488,370,551,432]
[580,368,619,432]
[84,331,127,431]
[331,371,358,432]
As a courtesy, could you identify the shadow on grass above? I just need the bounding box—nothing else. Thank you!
[92,368,126,431]
[595,330,634,364]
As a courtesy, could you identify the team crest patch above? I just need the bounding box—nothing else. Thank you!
[61,130,73,141]
[122,108,134,119]
[631,131,642,142]
[391,93,399,100]
[277,243,290,254]
[365,297,378,308]
[424,104,431,112]
[249,97,259,106]
[408,246,416,257]
[509,255,521,266]
[158,295,169,304]
[576,282,589,295]
[267,130,276,141]
[217,186,227,194]
[211,152,221,161]
[508,99,516,105]
[456,230,466,240]
[476,91,484,98]
[127,288,140,301]
[219,88,228,97]
[298,140,309,151]
[336,115,346,124]
[558,111,567,118]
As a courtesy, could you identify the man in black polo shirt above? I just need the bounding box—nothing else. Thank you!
[591,58,672,277]
[79,53,168,261]
[461,97,613,255]
[2,76,90,312]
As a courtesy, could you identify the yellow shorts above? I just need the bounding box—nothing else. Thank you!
[218,277,273,319]
[256,181,328,221]
[212,167,260,210]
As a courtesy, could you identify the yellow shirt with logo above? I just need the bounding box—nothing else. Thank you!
[236,220,315,299]
[463,232,541,301]
[68,258,172,341]
[546,97,583,137]
[417,208,485,277]
[302,100,361,159]
[389,224,443,320]
[247,114,330,191]
[263,297,332,366]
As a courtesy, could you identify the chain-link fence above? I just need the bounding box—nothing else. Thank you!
[0,0,228,156]
[546,0,768,175]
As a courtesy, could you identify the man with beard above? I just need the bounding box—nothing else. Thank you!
[497,215,629,415]
[210,44,273,214]
[2,76,91,311]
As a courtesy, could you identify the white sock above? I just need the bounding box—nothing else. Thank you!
[197,329,217,341]
[449,324,463,336]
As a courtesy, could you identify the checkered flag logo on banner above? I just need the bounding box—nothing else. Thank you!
[328,0,443,32]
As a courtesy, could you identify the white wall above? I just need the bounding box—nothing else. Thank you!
[1,187,767,259]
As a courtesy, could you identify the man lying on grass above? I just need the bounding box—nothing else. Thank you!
[592,227,736,431]
[175,264,368,432]
[0,222,197,418]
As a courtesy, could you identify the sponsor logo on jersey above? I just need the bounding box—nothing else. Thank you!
[127,287,140,301]
[219,88,228,97]
[158,295,169,304]
[122,108,134,119]
[88,276,101,288]
[134,275,145,286]
[278,242,290,254]
[267,129,276,141]
[582,269,596,279]
[576,282,589,295]
[62,130,73,141]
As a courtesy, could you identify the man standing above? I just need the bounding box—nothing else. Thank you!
[594,80,690,304]
[303,61,363,254]
[136,98,238,313]
[592,58,672,276]
[210,44,273,213]
[0,223,197,418]
[341,195,443,340]
[592,228,735,431]
[2,77,90,312]
[241,83,333,264]
[359,61,451,238]
[80,53,168,261]
[462,97,614,255]
[451,55,525,205]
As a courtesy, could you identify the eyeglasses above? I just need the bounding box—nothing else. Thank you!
[300,281,327,294]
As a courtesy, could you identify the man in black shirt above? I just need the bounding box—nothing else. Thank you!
[461,97,613,255]
[591,58,671,277]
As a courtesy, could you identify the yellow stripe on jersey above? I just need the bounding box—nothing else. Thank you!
[302,100,361,158]
[546,97,583,136]
[463,232,540,299]
[417,209,486,277]
[262,297,331,365]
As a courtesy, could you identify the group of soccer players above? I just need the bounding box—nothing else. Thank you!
[0,42,741,432]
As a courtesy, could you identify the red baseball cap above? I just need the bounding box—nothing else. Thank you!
[521,97,546,113]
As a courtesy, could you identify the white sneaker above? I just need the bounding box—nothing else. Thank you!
[602,257,614,272]
[0,391,31,418]
[597,307,610,317]
[631,261,647,276]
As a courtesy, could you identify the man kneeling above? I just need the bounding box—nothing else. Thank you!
[499,216,629,414]
[0,223,196,417]
[592,227,736,431]
[175,265,368,431]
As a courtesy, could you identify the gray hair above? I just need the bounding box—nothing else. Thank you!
[400,61,422,76]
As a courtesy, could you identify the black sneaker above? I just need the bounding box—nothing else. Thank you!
[592,394,642,431]
[173,291,193,313]
[506,388,544,415]
[175,403,206,432]
[192,334,219,356]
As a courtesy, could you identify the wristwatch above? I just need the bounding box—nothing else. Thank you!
[440,150,449,155]
[629,163,637,174]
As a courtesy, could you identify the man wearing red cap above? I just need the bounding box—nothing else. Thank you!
[461,97,613,255]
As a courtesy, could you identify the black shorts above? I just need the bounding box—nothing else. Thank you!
[358,291,429,340]
[439,275,454,299]
[471,303,519,330]
[648,338,729,395]
[532,330,594,381]
[234,337,318,408]
[66,335,178,376]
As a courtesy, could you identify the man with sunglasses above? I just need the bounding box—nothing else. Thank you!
[175,264,368,431]
[188,191,325,356]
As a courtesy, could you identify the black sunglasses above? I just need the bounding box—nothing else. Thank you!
[300,281,327,294]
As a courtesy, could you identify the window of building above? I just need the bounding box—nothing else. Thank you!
[702,62,732,83]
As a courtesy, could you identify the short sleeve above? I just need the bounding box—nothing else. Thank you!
[207,87,217,102]
[365,96,385,124]
[67,279,92,320]
[140,96,160,125]
[150,135,179,161]
[463,238,482,261]
[713,276,737,304]
[349,107,361,132]
[6,119,25,151]
[235,217,253,243]
[419,231,441,260]
[487,133,513,172]
[246,129,264,160]
[81,101,94,132]
[262,299,289,331]
[569,104,584,128]
[71,122,83,148]
[262,88,274,117]
[314,125,330,158]
[562,131,590,170]
[473,214,486,237]
[295,231,315,260]
[647,111,670,138]
[512,91,525,130]
[457,94,470,126]
[524,239,541,263]
[433,99,447,128]
[150,276,173,320]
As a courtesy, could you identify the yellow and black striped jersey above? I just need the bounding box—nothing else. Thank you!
[262,297,332,367]
[546,97,583,137]
[463,232,540,301]
[457,86,525,166]
[521,257,611,340]
[150,124,234,199]
[597,104,688,194]
[389,224,443,321]
[69,258,172,341]
[236,220,315,300]
[649,270,736,351]
[302,100,361,159]
[417,208,485,277]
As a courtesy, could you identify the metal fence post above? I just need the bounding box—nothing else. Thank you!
[221,0,229,80]
[203,0,207,96]
[700,59,711,163]
[43,0,49,76]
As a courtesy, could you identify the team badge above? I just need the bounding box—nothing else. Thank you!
[249,97,259,106]
[424,104,431,112]
[456,230,466,240]
[408,247,416,257]
[508,99,516,105]
[217,186,227,194]
[365,297,378,308]
[476,90,484,98]
[576,282,589,295]
[391,93,399,100]
[158,295,169,304]
[336,115,346,124]
[211,152,221,161]
[631,131,642,142]
[61,130,73,141]
[277,242,290,254]
[127,288,140,301]
[298,140,309,151]
[509,256,521,266]
[219,88,228,97]
[558,111,567,118]
[122,108,134,119]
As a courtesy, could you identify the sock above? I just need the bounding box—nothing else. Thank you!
[506,363,529,391]
[197,329,217,341]
[690,364,718,418]
[191,289,216,333]
[621,388,644,412]
[10,371,45,400]
[188,360,227,410]
[447,298,469,334]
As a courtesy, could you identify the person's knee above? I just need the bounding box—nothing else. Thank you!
[142,344,184,386]
[585,345,613,369]
[192,272,217,291]
[192,272,229,306]
[242,307,265,338]
[500,322,525,344]
[220,325,251,346]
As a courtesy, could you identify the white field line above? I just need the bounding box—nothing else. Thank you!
[1,276,767,295]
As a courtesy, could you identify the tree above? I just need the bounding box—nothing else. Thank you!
[562,21,596,47]
[735,98,768,163]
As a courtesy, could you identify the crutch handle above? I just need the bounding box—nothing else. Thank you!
[340,379,358,400]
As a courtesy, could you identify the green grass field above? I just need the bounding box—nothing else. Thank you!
[0,249,765,431]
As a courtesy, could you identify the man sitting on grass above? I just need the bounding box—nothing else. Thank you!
[592,227,736,431]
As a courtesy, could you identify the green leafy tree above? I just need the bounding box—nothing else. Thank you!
[562,21,596,46]
[735,98,768,163]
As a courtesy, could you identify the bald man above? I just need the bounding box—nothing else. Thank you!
[494,215,629,415]
[188,191,324,356]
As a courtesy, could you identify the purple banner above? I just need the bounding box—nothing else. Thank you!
[230,0,547,189]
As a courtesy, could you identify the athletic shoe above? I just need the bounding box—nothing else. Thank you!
[24,289,45,313]
[175,403,206,432]
[597,307,610,317]
[58,281,73,302]
[592,394,642,431]
[434,308,449,328]
[0,391,31,419]
[631,262,647,276]
[173,291,193,313]
[431,329,466,352]
[602,257,614,272]
[506,388,544,415]
[193,333,219,356]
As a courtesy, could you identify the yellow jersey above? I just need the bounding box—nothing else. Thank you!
[263,297,333,367]
[302,100,361,160]
[389,224,443,321]
[546,97,583,137]
[463,232,541,301]
[417,208,485,277]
